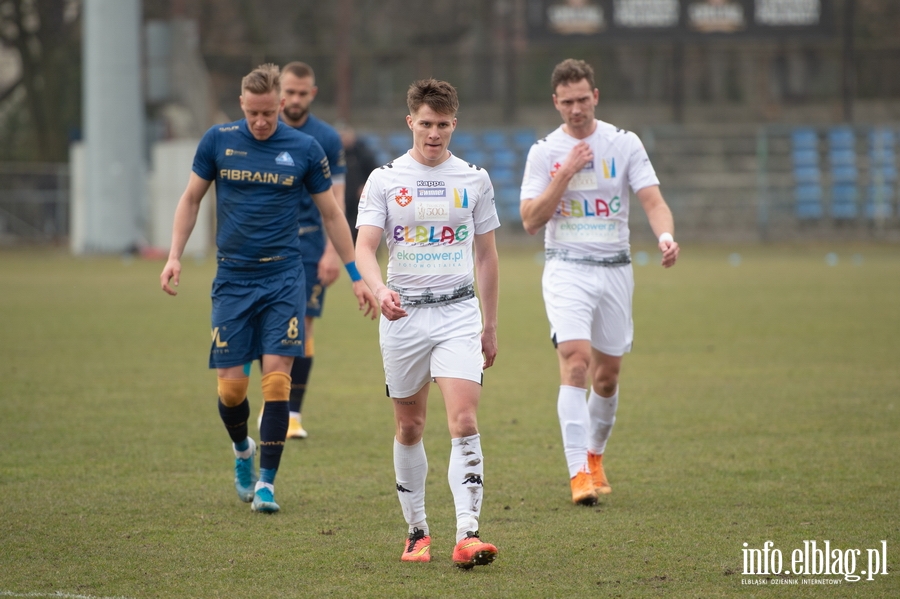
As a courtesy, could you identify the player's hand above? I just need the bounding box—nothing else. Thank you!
[160,258,181,295]
[318,246,341,286]
[376,287,407,321]
[481,327,498,369]
[352,280,379,320]
[658,238,679,268]
[563,141,594,175]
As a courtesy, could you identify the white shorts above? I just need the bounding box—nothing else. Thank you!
[541,259,634,356]
[379,297,484,398]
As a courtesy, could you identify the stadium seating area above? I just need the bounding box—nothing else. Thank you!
[358,128,539,224]
[791,125,897,222]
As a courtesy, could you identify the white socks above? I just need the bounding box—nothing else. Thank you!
[394,438,429,535]
[395,434,486,542]
[587,387,618,455]
[448,434,484,542]
[557,385,590,478]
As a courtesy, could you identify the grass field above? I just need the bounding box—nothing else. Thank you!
[1,242,898,598]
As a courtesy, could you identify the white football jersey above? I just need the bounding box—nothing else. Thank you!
[520,120,659,258]
[357,151,500,304]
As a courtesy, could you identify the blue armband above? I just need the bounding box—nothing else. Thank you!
[345,261,362,282]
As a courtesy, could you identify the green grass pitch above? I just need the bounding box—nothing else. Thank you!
[1,242,898,598]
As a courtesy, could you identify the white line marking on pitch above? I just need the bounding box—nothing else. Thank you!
[1,591,136,599]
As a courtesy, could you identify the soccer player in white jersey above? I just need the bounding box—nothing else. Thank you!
[355,79,500,568]
[520,59,680,506]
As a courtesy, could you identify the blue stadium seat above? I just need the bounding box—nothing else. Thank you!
[494,187,521,224]
[865,127,896,218]
[827,127,858,219]
[796,184,824,219]
[512,128,538,152]
[452,131,479,153]
[490,166,518,189]
[794,166,821,185]
[492,148,519,169]
[460,148,489,168]
[792,128,818,151]
[831,183,858,219]
[791,128,823,220]
[481,129,508,151]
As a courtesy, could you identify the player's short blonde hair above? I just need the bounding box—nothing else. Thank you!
[407,79,459,117]
[551,58,595,92]
[242,63,281,95]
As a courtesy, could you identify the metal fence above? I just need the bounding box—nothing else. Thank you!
[0,162,70,243]
[3,122,899,248]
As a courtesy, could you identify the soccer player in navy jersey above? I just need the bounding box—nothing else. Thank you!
[255,62,348,440]
[160,64,376,513]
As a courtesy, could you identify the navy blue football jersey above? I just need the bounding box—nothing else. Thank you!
[192,119,331,278]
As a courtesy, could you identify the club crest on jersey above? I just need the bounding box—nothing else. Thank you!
[275,152,295,166]
[453,188,469,208]
[395,187,413,207]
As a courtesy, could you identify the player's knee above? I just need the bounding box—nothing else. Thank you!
[593,377,619,397]
[450,412,478,439]
[395,415,426,442]
[217,376,250,407]
[261,371,291,402]
[562,361,589,387]
[592,365,621,396]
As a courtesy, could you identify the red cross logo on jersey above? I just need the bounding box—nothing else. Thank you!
[395,187,413,207]
[550,162,562,178]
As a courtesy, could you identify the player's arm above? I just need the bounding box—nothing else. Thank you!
[311,188,377,318]
[160,173,212,295]
[318,177,346,287]
[520,141,593,235]
[635,184,679,268]
[474,230,499,368]
[356,224,406,321]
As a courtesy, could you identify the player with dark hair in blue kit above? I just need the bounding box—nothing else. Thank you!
[255,61,348,440]
[160,63,377,514]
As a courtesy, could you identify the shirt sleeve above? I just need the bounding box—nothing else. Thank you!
[519,142,551,201]
[355,170,387,229]
[473,171,501,233]
[191,126,218,181]
[301,137,333,196]
[624,132,660,193]
[324,129,347,178]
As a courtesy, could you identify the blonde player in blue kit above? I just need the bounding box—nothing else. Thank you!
[520,59,680,506]
[355,79,500,568]
[255,62,350,440]
[160,64,375,514]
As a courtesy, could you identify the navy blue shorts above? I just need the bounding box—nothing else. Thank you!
[209,265,306,369]
[303,260,327,319]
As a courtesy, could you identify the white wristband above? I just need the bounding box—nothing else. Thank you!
[658,232,674,244]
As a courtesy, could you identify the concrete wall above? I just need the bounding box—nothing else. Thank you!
[148,139,212,259]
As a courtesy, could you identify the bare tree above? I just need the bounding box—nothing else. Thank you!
[0,0,81,161]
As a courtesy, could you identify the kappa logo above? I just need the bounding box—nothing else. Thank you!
[395,187,413,207]
[225,148,247,157]
[396,483,412,493]
[275,151,295,166]
[462,474,483,486]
